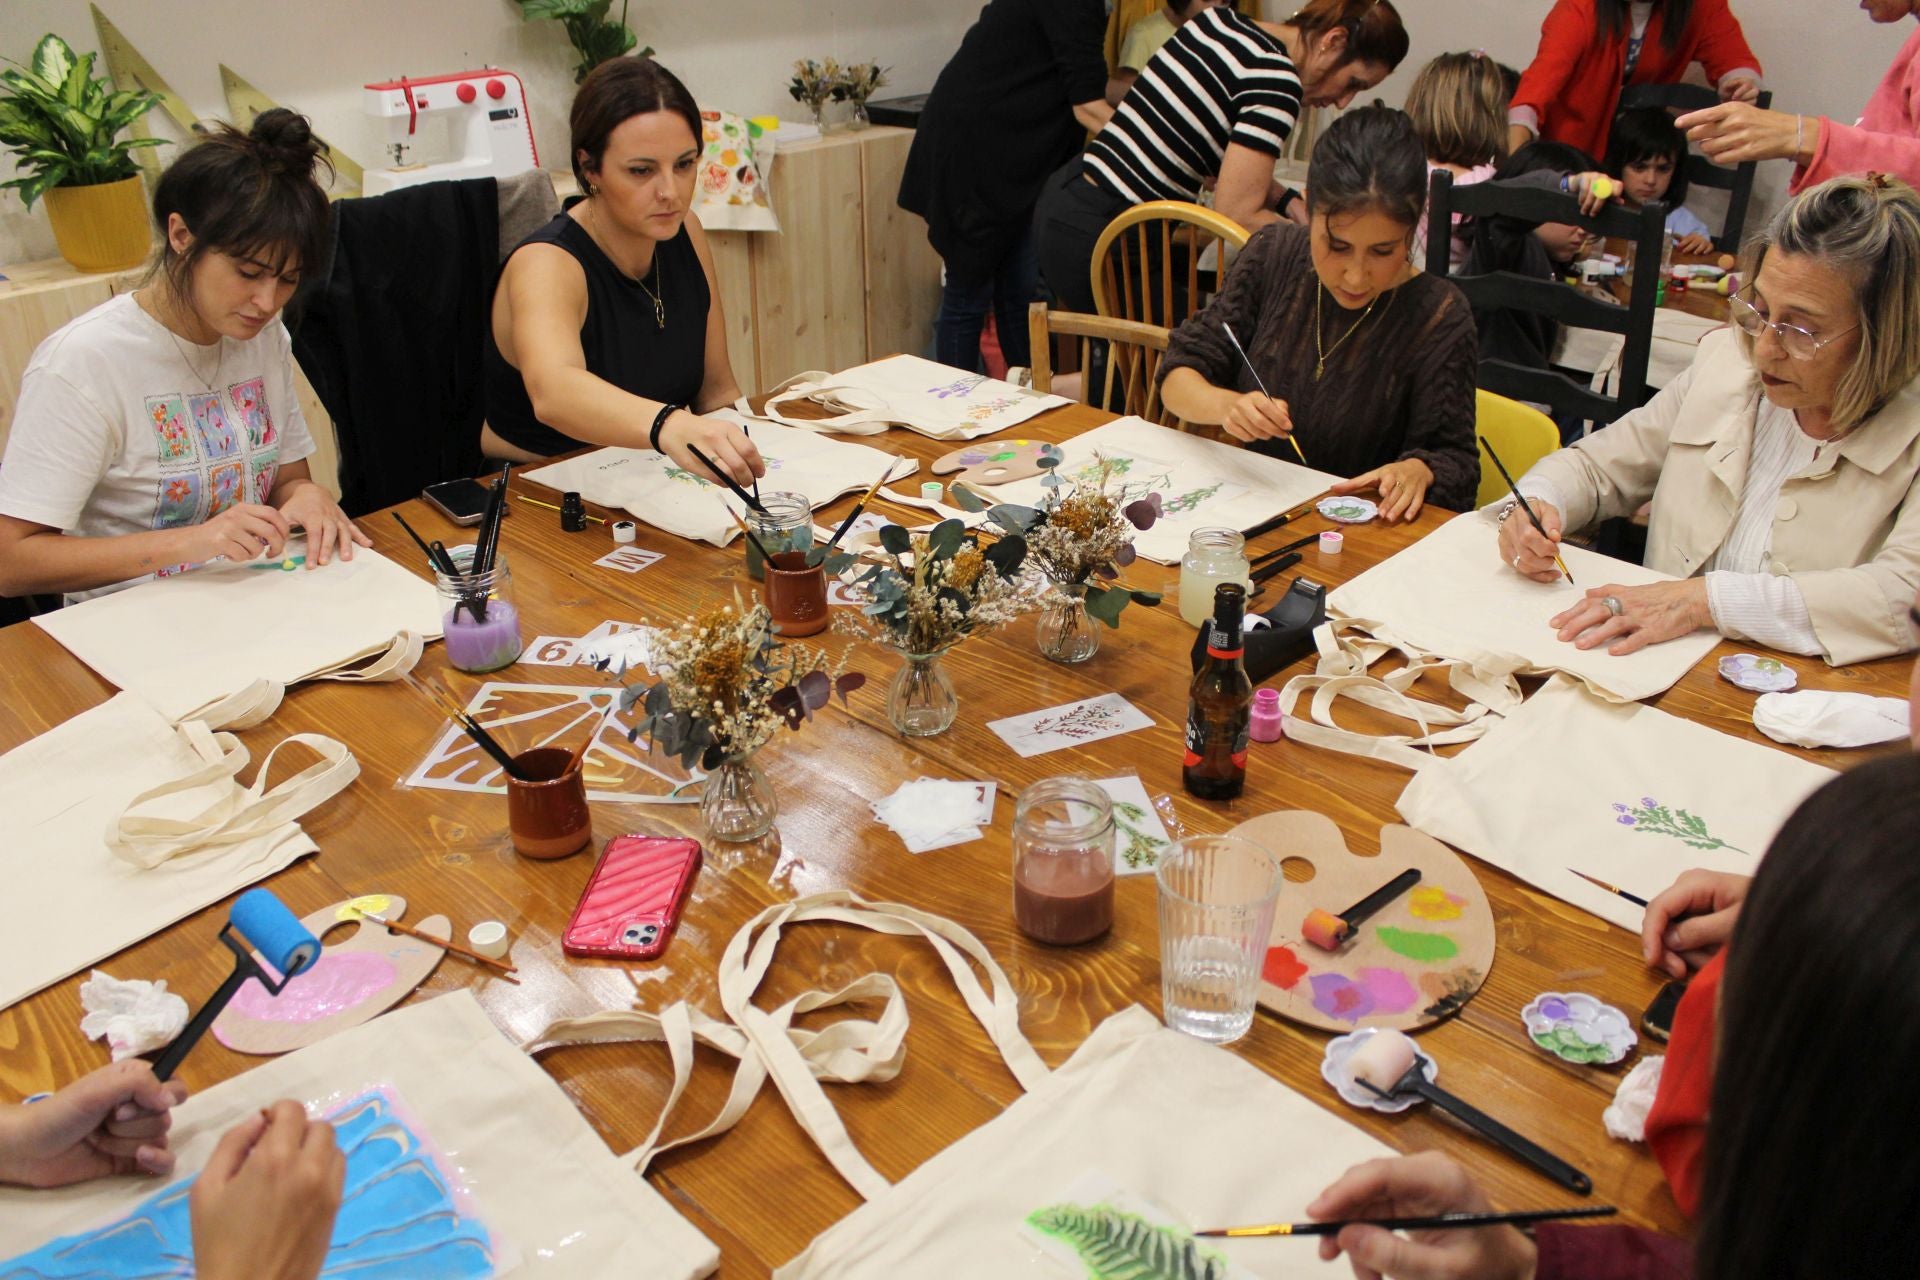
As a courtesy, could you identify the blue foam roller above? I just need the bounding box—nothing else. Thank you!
[230,888,321,977]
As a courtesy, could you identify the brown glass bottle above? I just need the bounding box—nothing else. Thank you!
[1182,582,1253,800]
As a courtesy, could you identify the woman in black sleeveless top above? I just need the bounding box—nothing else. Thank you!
[482,59,763,487]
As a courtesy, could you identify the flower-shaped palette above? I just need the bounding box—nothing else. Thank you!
[1521,992,1637,1065]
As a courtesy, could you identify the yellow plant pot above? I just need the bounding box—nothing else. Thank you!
[42,175,153,274]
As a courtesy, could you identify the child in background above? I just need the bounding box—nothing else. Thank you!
[1607,105,1716,252]
[1404,51,1509,272]
[1105,0,1229,106]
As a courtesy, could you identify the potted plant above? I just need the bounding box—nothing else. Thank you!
[516,0,653,85]
[0,34,162,273]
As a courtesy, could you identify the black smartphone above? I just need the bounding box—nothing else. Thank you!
[422,479,491,526]
[1642,979,1688,1044]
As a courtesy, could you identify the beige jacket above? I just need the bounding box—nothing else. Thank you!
[1528,329,1920,666]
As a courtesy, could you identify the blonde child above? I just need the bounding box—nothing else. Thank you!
[1404,51,1509,271]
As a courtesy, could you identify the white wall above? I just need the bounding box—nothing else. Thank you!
[0,0,977,263]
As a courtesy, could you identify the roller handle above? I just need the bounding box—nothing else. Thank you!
[1410,1077,1593,1195]
[151,890,320,1082]
[151,957,251,1083]
[1340,867,1423,930]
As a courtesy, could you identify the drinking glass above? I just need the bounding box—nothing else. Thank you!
[1155,834,1281,1043]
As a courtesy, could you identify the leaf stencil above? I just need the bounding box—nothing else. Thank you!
[1026,1203,1229,1280]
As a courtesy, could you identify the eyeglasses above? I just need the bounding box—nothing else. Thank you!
[1728,288,1856,361]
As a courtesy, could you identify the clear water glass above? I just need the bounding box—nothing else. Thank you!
[1155,834,1281,1043]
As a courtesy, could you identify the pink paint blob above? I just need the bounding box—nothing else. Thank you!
[1359,967,1420,1014]
[220,950,398,1030]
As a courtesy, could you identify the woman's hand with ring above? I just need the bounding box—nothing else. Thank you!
[1551,580,1713,654]
[1495,500,1564,581]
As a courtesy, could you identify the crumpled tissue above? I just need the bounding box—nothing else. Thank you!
[1603,1054,1664,1142]
[1754,690,1908,749]
[78,969,188,1060]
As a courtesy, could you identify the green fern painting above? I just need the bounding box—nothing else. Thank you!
[1026,1202,1230,1280]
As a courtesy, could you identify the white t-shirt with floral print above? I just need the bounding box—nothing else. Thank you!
[0,292,316,601]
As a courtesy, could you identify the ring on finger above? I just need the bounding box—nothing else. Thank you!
[1512,553,1522,570]
[1602,595,1625,617]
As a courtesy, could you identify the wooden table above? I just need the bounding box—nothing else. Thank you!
[1600,237,1733,323]
[1,403,1905,1274]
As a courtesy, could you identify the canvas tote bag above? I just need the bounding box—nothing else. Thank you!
[0,992,719,1279]
[33,545,438,729]
[525,892,1396,1277]
[0,693,358,1010]
[742,355,1070,440]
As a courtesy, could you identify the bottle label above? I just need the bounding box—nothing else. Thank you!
[1184,708,1251,769]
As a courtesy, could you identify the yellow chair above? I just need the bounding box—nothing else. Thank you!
[1028,300,1178,428]
[1474,390,1561,509]
[1091,200,1249,331]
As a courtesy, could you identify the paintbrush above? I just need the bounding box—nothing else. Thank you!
[1251,530,1321,569]
[687,443,769,514]
[357,910,519,976]
[512,491,606,524]
[1222,320,1308,465]
[391,512,440,562]
[1570,869,1649,907]
[1195,1205,1616,1239]
[404,673,528,781]
[566,696,621,774]
[474,465,511,577]
[1241,497,1318,543]
[1480,436,1573,584]
[1250,551,1302,586]
[727,508,779,567]
[743,420,762,505]
[823,461,899,553]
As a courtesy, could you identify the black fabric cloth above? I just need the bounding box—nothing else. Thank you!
[286,178,496,517]
[482,211,709,459]
[1460,169,1566,374]
[898,0,1107,281]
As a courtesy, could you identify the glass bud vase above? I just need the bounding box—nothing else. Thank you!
[886,648,958,737]
[849,100,872,131]
[700,754,777,843]
[1036,589,1100,664]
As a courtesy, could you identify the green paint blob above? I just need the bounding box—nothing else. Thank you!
[1376,926,1459,962]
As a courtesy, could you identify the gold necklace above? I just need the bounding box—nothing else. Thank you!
[587,199,665,329]
[1313,284,1379,381]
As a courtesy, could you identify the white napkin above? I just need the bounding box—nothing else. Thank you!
[1603,1054,1664,1142]
[78,970,189,1060]
[1754,690,1909,749]
[872,778,997,853]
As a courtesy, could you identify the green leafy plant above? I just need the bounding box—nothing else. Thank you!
[1026,1203,1230,1280]
[0,34,163,209]
[517,0,654,84]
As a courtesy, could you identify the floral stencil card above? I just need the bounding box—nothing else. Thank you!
[989,694,1154,758]
[1090,775,1174,875]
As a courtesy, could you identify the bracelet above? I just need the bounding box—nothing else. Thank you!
[648,403,681,454]
[1794,114,1805,162]
[1276,187,1300,217]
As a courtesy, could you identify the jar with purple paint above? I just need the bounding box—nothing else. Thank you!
[434,546,524,673]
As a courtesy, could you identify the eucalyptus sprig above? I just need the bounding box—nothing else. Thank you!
[950,453,1163,629]
[834,517,1041,654]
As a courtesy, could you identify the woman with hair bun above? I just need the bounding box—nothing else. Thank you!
[0,108,367,602]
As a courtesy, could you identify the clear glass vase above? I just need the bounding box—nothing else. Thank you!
[885,647,958,737]
[1036,588,1100,664]
[700,754,778,843]
[848,100,872,131]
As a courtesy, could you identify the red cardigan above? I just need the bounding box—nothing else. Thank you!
[1512,0,1763,159]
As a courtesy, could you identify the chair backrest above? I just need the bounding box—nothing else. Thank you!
[1473,390,1561,508]
[1091,200,1250,330]
[1027,300,1177,427]
[1616,83,1772,253]
[1427,167,1666,426]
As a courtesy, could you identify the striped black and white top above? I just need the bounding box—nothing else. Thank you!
[1084,7,1303,205]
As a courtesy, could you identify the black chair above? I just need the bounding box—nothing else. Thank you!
[1427,168,1666,426]
[1618,82,1773,253]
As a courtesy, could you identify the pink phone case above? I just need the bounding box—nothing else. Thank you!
[562,836,702,961]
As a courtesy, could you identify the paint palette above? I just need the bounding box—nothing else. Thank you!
[212,894,448,1055]
[1521,992,1638,1065]
[1231,810,1496,1033]
[931,439,1062,487]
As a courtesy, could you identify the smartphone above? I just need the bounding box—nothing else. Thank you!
[562,836,703,962]
[422,479,492,526]
[1641,978,1689,1044]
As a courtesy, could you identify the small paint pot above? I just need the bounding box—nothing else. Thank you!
[506,747,591,860]
[1521,992,1637,1065]
[1320,1029,1437,1114]
[611,520,637,544]
[920,481,944,502]
[763,550,829,637]
[1319,530,1344,555]
[468,921,511,960]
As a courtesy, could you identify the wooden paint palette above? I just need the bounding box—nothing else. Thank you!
[212,894,448,1055]
[1230,811,1495,1033]
[930,439,1061,486]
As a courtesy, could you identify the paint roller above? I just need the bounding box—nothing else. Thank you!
[151,888,321,1081]
[1301,868,1422,952]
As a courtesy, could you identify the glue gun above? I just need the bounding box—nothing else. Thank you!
[151,888,321,1081]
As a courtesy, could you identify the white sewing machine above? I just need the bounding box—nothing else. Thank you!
[361,68,538,196]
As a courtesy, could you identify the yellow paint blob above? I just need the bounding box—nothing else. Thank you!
[1407,885,1466,922]
[338,894,394,922]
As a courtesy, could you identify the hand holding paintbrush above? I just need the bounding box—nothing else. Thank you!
[1480,436,1573,585]
[1222,321,1309,466]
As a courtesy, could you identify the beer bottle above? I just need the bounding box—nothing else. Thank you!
[1182,582,1252,800]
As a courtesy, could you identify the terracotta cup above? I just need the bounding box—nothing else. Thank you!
[763,550,829,637]
[506,746,591,859]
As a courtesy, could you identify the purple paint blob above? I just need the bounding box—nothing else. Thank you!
[1359,967,1419,1014]
[219,950,398,1030]
[1540,996,1571,1020]
[1310,972,1377,1022]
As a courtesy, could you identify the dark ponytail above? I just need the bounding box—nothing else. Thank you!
[149,107,331,303]
[1306,104,1427,229]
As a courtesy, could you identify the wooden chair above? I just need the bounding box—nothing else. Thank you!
[1028,301,1177,428]
[1091,200,1250,331]
[1618,83,1773,254]
[1427,168,1666,426]
[1473,390,1561,508]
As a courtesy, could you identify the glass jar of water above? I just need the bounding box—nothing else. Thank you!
[1178,527,1250,626]
[744,491,813,581]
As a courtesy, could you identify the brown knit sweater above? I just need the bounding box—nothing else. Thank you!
[1160,222,1481,512]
